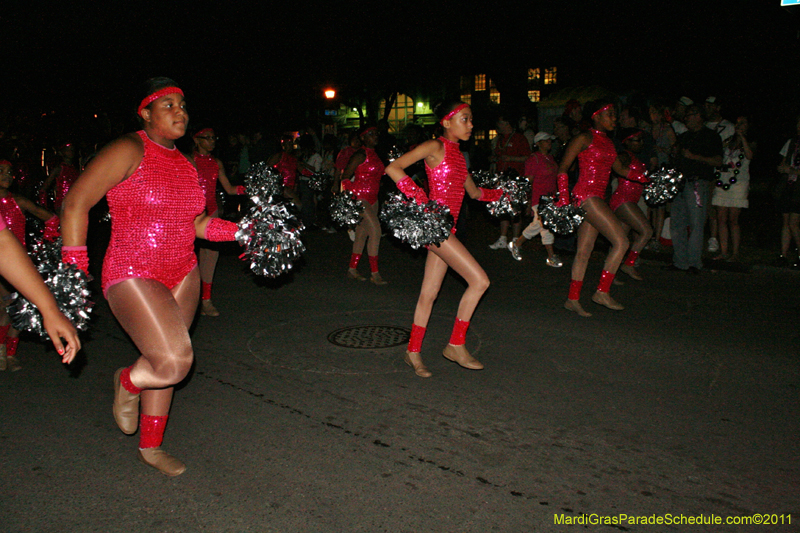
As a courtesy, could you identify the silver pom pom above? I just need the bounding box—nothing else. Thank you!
[245,162,284,202]
[485,176,531,218]
[307,171,332,192]
[329,190,364,226]
[236,201,306,278]
[28,237,63,269]
[538,195,585,235]
[472,170,502,188]
[7,262,93,339]
[379,193,454,249]
[387,146,405,162]
[644,168,684,206]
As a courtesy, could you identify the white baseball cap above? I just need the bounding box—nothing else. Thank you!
[533,132,556,144]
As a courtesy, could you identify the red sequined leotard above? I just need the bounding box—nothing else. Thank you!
[194,153,220,215]
[609,152,647,212]
[426,137,468,231]
[54,163,79,212]
[275,152,297,188]
[102,131,205,295]
[349,147,385,205]
[0,195,26,245]
[572,129,617,205]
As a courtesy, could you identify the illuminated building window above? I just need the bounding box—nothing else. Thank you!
[489,129,497,140]
[474,74,486,91]
[461,93,471,105]
[544,67,557,85]
[527,68,540,82]
[461,76,471,91]
[379,93,415,131]
[473,130,486,141]
[527,90,540,103]
[488,79,500,103]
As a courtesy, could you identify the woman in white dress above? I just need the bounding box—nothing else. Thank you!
[711,116,754,262]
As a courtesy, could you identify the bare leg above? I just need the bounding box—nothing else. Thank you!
[107,268,199,416]
[412,235,490,327]
[790,213,800,258]
[199,211,221,315]
[781,214,791,257]
[728,207,741,260]
[566,197,629,314]
[615,202,653,280]
[198,210,221,284]
[716,206,730,258]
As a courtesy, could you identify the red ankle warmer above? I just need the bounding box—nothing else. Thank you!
[201,281,213,300]
[349,254,362,269]
[624,250,639,266]
[407,324,426,352]
[568,279,583,301]
[5,336,19,357]
[368,255,379,273]
[0,324,10,344]
[449,318,470,346]
[120,366,143,394]
[139,414,168,449]
[597,270,615,293]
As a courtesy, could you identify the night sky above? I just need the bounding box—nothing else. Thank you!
[3,2,800,140]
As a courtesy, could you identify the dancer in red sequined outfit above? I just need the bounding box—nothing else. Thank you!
[557,99,636,317]
[267,134,301,208]
[0,160,60,371]
[609,129,653,281]
[341,127,389,285]
[191,127,243,317]
[386,101,503,378]
[40,143,80,213]
[61,78,240,476]
[0,217,80,370]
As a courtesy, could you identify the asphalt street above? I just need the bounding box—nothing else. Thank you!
[1,216,798,533]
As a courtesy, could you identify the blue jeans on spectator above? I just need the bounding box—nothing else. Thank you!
[670,180,709,270]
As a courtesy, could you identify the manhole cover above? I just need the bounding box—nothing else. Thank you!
[327,325,410,349]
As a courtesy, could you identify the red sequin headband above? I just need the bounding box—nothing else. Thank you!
[193,128,214,139]
[623,131,643,142]
[0,160,12,168]
[138,87,184,116]
[591,104,614,119]
[441,103,469,125]
[359,127,378,138]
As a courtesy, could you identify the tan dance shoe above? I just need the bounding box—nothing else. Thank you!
[347,269,366,281]
[0,344,7,371]
[591,291,624,311]
[442,344,483,370]
[138,448,186,477]
[619,264,643,281]
[564,299,592,317]
[200,299,220,317]
[6,355,21,372]
[404,351,432,378]
[370,273,388,286]
[113,368,140,435]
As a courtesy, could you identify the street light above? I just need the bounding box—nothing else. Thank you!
[324,88,336,99]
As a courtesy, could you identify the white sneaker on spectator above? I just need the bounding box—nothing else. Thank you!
[489,235,508,250]
[508,241,522,261]
[707,237,719,253]
[546,255,564,268]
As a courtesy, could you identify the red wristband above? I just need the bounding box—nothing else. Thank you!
[478,188,503,202]
[62,246,89,275]
[204,218,239,242]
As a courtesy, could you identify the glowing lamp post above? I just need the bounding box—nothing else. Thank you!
[324,89,336,99]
